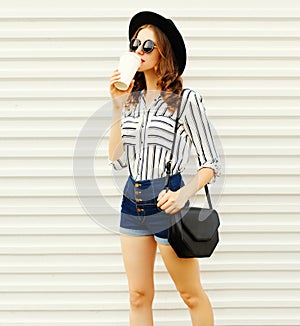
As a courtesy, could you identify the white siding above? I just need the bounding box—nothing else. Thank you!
[0,1,299,325]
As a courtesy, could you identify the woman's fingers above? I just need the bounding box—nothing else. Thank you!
[110,72,121,85]
[109,70,134,108]
[157,190,184,214]
[157,191,172,209]
[157,190,166,203]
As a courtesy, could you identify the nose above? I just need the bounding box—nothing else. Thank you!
[136,45,144,54]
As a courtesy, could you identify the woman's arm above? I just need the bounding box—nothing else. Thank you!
[109,107,123,161]
[157,167,214,214]
[108,70,134,161]
[157,90,220,214]
[180,167,214,201]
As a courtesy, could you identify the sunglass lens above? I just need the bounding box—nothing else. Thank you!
[143,40,155,53]
[130,39,140,52]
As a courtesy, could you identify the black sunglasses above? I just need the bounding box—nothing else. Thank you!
[129,38,157,54]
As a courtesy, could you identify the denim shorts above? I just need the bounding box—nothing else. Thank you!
[120,173,184,245]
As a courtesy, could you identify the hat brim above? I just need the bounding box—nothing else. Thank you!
[129,11,186,76]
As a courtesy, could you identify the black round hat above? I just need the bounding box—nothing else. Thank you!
[129,11,187,76]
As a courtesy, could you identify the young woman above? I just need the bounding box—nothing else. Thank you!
[109,11,220,326]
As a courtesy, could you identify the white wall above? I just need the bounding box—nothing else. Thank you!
[0,1,299,325]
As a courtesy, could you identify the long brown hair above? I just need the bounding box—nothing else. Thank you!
[126,24,183,111]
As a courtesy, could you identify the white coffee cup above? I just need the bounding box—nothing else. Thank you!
[114,52,141,91]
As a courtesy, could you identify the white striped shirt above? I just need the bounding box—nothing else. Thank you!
[109,89,221,182]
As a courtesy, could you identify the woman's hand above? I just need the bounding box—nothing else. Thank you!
[109,69,135,109]
[157,188,188,214]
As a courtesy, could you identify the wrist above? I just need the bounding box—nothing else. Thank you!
[112,104,123,111]
[179,186,190,203]
[111,107,123,120]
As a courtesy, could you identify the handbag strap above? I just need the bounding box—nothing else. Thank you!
[164,89,213,210]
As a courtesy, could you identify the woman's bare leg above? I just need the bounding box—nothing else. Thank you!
[121,235,157,326]
[158,244,214,326]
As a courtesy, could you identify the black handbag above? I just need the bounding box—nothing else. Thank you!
[166,90,220,258]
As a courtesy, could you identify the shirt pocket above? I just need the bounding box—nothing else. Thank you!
[121,117,139,146]
[147,116,175,150]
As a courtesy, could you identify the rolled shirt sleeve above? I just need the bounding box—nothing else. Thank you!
[108,151,127,170]
[182,90,221,183]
